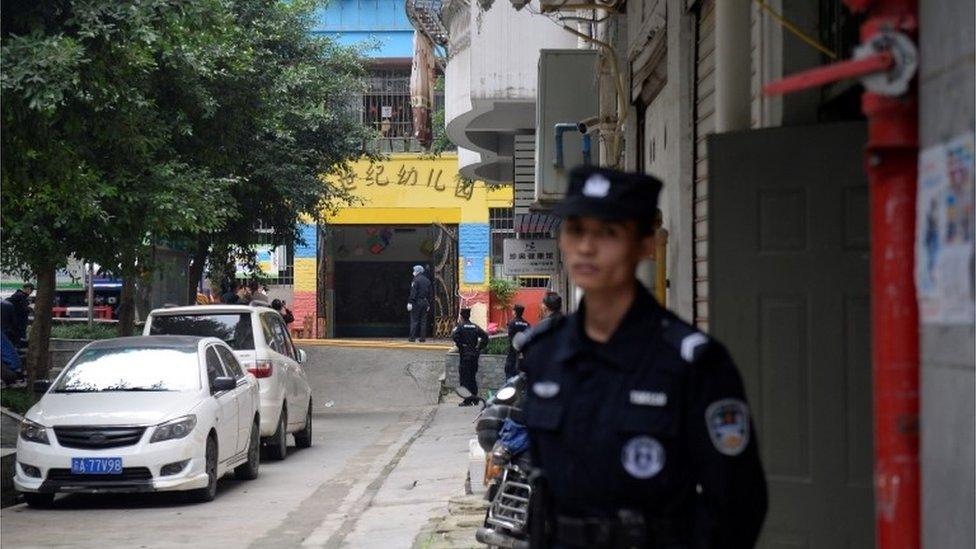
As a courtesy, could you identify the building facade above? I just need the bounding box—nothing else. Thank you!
[412,0,975,546]
[279,0,563,338]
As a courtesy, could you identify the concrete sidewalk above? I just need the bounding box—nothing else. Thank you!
[336,403,477,548]
[295,402,479,548]
[294,338,454,352]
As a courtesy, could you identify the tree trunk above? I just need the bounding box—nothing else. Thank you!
[117,273,137,337]
[187,242,208,304]
[26,264,56,395]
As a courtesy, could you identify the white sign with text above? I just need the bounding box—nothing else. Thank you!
[503,239,559,276]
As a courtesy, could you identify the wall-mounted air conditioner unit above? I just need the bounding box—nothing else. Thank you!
[535,49,599,203]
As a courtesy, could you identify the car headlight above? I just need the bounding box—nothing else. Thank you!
[20,419,49,445]
[150,415,197,443]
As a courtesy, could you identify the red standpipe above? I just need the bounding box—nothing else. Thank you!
[763,0,921,546]
[865,90,920,549]
[859,6,920,548]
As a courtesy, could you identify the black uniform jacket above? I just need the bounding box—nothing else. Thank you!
[452,321,489,360]
[507,317,531,357]
[409,274,432,305]
[521,285,768,548]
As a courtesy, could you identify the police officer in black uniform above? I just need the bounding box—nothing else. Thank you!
[540,292,564,323]
[505,304,531,378]
[408,265,432,342]
[519,166,767,548]
[451,308,489,406]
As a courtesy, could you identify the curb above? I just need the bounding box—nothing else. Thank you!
[293,339,453,351]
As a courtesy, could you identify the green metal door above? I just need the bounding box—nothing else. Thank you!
[709,122,874,548]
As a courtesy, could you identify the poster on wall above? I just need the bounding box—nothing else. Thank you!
[915,132,975,325]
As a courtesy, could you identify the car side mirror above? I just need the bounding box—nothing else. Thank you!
[33,380,51,394]
[212,376,236,393]
[297,349,307,364]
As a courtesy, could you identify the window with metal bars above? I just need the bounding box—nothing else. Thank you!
[517,276,551,288]
[490,207,553,287]
[363,68,414,147]
[490,208,515,269]
[357,67,445,154]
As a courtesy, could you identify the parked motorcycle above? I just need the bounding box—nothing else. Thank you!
[458,374,531,549]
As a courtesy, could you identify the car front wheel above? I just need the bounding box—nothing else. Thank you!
[188,435,218,503]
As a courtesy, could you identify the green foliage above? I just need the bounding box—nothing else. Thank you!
[179,0,374,283]
[430,77,454,155]
[485,335,510,356]
[489,278,519,309]
[50,323,118,341]
[1,0,370,366]
[1,387,35,415]
[1,0,236,280]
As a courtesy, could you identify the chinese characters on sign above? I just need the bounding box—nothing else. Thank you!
[338,162,474,200]
[503,239,559,276]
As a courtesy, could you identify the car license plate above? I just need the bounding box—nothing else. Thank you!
[71,457,123,475]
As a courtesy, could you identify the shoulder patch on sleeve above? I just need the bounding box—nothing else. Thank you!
[706,398,750,456]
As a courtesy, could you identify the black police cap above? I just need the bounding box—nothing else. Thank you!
[554,165,662,223]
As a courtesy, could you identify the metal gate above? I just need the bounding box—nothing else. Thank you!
[431,223,458,337]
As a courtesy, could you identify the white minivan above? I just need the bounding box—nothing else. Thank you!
[144,305,313,460]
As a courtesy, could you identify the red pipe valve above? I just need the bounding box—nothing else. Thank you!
[763,30,917,97]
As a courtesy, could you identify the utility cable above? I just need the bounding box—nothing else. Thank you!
[753,0,837,59]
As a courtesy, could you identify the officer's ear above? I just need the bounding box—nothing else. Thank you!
[636,228,656,260]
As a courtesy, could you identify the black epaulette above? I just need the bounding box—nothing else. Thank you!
[512,315,564,352]
[658,314,710,364]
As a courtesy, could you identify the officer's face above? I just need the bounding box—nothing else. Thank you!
[559,217,654,292]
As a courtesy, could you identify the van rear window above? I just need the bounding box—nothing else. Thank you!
[149,314,254,350]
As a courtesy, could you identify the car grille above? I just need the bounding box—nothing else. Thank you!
[46,467,153,483]
[53,426,147,449]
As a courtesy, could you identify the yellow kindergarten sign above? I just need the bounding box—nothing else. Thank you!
[325,154,496,225]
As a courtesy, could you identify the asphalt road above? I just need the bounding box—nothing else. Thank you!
[0,345,476,549]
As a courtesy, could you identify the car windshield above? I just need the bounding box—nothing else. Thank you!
[53,347,200,393]
[149,313,254,350]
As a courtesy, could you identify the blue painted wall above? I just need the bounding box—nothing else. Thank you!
[459,224,489,284]
[295,224,317,259]
[313,0,413,58]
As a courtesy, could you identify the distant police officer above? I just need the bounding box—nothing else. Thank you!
[519,166,767,548]
[408,265,432,342]
[541,291,563,321]
[451,308,489,406]
[505,304,531,378]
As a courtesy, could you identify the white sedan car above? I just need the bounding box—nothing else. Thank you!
[14,336,261,507]
[144,305,313,460]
